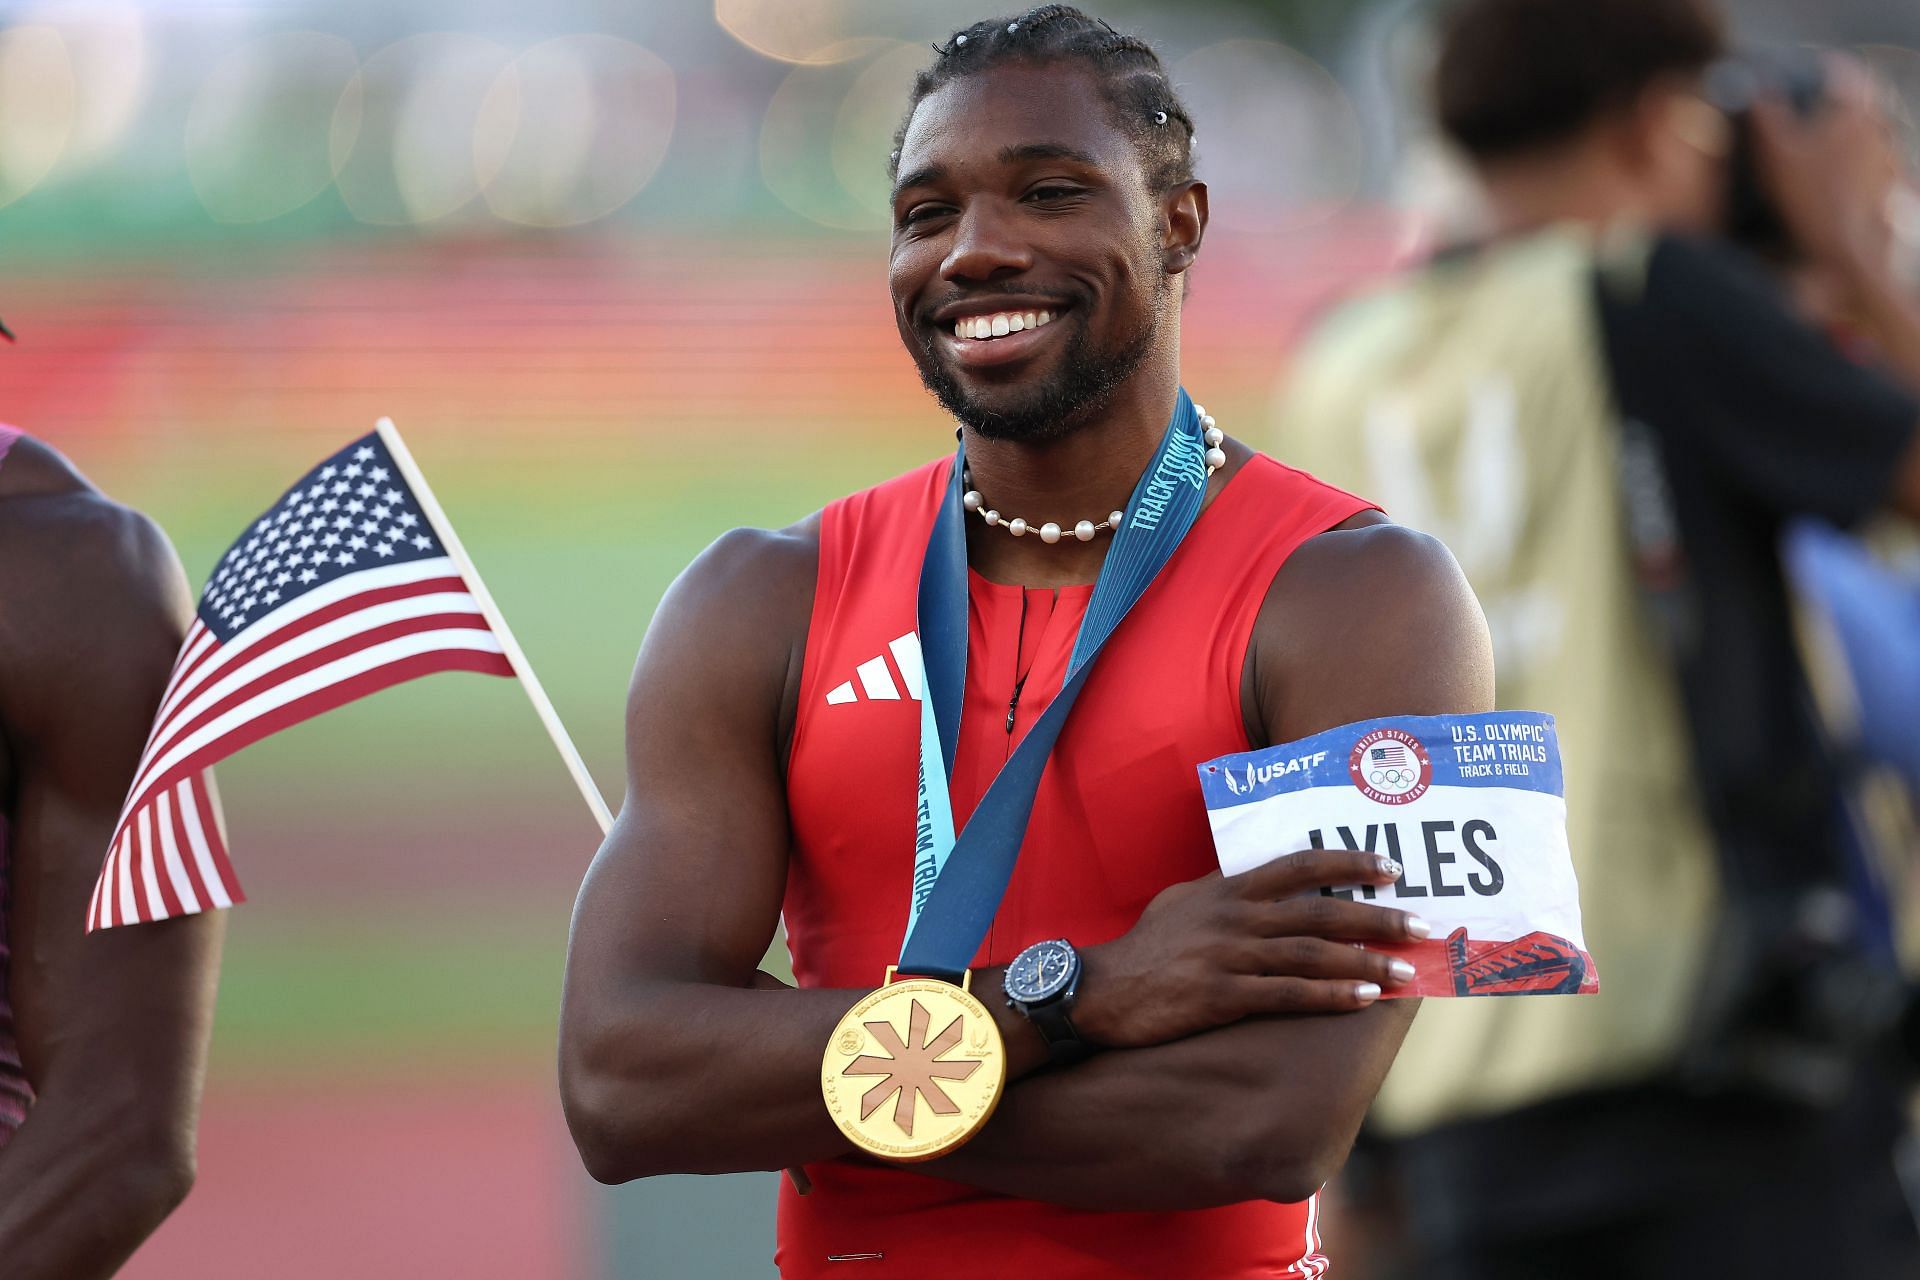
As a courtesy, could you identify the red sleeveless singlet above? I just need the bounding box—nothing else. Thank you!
[777,451,1372,1278]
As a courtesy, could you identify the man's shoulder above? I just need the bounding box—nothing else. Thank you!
[1252,517,1494,737]
[0,438,191,735]
[0,437,183,617]
[1276,517,1466,611]
[690,515,822,600]
[1261,518,1487,666]
[0,436,186,646]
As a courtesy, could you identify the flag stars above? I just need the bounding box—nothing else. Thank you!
[354,446,375,462]
[344,463,363,479]
[331,481,350,496]
[347,535,368,551]
[382,490,403,506]
[298,568,319,584]
[359,520,381,536]
[374,542,395,558]
[275,572,292,587]
[335,551,356,566]
[411,534,433,550]
[321,532,342,547]
[397,513,419,528]
[345,499,366,515]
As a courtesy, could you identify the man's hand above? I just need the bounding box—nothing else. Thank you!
[1753,54,1899,279]
[1073,846,1428,1049]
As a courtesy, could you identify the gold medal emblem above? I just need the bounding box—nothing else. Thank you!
[821,967,1006,1162]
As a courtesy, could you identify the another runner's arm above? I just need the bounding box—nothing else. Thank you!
[927,522,1493,1209]
[0,467,225,1279]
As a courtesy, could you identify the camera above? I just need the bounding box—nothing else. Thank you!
[1706,49,1830,261]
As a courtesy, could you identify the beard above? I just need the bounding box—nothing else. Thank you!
[910,287,1163,445]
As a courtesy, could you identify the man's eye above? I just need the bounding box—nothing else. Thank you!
[1026,186,1086,203]
[901,204,953,227]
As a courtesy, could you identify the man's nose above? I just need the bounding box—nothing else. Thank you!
[940,200,1033,284]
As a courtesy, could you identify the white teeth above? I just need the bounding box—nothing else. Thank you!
[953,308,1060,339]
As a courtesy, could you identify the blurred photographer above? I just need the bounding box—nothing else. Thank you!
[1278,0,1920,1274]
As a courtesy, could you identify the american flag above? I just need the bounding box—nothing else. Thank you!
[88,431,515,930]
[1371,744,1409,767]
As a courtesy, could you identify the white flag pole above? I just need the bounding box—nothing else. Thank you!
[375,417,616,836]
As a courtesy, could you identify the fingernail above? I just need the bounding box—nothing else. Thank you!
[1376,857,1402,878]
[1388,958,1416,983]
[1405,915,1432,940]
[1355,982,1382,1002]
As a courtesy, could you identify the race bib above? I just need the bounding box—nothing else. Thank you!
[1198,712,1598,999]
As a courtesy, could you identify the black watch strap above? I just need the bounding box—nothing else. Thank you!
[1026,1000,1093,1066]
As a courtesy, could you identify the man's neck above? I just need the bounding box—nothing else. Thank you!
[959,354,1181,589]
[1477,145,1648,241]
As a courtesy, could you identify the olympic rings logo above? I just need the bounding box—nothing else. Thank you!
[1370,768,1417,788]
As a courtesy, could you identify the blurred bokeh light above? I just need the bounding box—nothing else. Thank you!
[476,36,677,229]
[187,32,360,224]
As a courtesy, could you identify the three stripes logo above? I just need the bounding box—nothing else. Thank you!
[824,632,925,706]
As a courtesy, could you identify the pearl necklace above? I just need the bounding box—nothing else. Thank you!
[961,404,1228,543]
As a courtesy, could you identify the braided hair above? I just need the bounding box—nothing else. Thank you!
[890,6,1196,194]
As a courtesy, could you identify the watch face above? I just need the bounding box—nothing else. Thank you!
[1007,939,1075,1004]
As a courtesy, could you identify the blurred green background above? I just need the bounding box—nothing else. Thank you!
[5,0,1915,1275]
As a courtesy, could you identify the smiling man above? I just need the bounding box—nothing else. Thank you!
[559,8,1492,1277]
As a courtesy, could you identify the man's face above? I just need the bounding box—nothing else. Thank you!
[887,61,1177,443]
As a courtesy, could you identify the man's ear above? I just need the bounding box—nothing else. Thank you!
[1163,179,1208,277]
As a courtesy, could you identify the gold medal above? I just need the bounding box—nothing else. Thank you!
[821,967,1006,1162]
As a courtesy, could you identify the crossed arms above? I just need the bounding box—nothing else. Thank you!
[559,510,1492,1209]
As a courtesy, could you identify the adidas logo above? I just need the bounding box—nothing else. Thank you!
[824,631,924,705]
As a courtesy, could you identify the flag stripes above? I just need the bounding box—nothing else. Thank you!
[89,773,238,931]
[90,432,518,931]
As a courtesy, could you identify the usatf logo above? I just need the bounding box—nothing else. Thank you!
[1348,728,1432,805]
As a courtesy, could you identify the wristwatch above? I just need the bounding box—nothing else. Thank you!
[1004,938,1094,1065]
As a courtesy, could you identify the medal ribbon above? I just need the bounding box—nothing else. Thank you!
[898,388,1212,980]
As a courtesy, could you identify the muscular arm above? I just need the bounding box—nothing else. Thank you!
[560,511,1483,1207]
[925,517,1494,1207]
[0,448,224,1278]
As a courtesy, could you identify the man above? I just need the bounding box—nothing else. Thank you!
[0,426,225,1275]
[560,7,1491,1277]
[1278,0,1920,1273]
